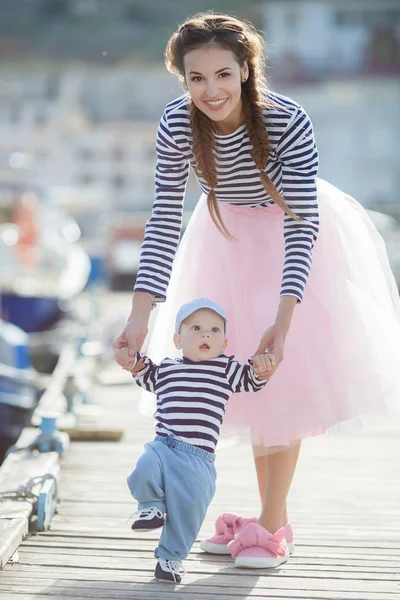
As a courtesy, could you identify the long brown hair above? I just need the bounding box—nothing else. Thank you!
[165,12,299,238]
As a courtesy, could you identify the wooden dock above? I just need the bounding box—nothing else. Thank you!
[1,373,400,599]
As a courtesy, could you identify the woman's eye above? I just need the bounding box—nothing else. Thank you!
[191,76,203,83]
[219,72,230,78]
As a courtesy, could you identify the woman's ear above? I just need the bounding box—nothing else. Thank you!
[173,333,182,349]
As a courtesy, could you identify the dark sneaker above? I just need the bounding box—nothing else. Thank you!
[131,507,165,532]
[154,558,184,583]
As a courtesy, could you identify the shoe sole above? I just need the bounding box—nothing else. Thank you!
[199,540,231,554]
[154,576,180,584]
[200,541,295,555]
[235,553,289,569]
[132,524,164,533]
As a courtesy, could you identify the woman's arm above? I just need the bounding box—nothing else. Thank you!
[275,294,298,335]
[253,271,299,377]
[134,106,190,302]
[254,105,319,376]
[276,104,319,304]
[114,103,190,356]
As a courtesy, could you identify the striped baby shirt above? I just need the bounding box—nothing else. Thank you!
[134,90,319,303]
[132,352,267,453]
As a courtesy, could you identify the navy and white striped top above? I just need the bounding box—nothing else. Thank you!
[134,91,319,303]
[132,352,267,453]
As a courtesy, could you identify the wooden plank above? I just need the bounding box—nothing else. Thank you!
[0,424,66,569]
[15,543,400,563]
[0,501,32,521]
[60,428,123,441]
[2,562,400,581]
[0,420,66,497]
[11,551,400,572]
[0,451,60,494]
[10,552,400,591]
[23,531,400,549]
[0,519,28,569]
[18,536,400,554]
[1,292,400,600]
[0,582,397,600]
[0,573,399,593]
[0,583,398,600]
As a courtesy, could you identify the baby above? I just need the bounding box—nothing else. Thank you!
[115,297,274,583]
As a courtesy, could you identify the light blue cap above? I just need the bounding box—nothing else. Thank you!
[175,297,228,334]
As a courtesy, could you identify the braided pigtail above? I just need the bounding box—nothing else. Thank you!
[242,64,299,221]
[190,101,234,239]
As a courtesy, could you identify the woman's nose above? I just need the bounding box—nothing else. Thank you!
[205,81,219,98]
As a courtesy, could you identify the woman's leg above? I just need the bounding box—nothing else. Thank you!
[253,443,301,533]
[254,454,288,523]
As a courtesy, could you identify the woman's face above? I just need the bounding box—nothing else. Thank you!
[183,44,248,132]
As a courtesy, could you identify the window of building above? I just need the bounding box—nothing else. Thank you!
[334,10,360,27]
[111,174,126,188]
[78,173,94,185]
[78,148,95,160]
[34,112,47,127]
[111,146,126,161]
[9,105,21,124]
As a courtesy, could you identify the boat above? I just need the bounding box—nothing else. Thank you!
[0,320,39,464]
[0,190,91,335]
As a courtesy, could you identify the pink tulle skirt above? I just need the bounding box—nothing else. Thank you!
[141,178,400,454]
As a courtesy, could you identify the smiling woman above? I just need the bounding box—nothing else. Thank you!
[184,46,248,134]
[114,11,400,577]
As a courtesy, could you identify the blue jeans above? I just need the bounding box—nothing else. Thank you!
[127,434,216,561]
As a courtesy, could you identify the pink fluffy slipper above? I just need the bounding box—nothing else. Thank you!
[228,522,289,568]
[199,513,257,554]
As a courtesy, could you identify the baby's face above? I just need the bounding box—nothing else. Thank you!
[174,308,227,361]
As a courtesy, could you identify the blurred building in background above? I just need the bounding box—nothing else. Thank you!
[0,0,398,216]
[262,0,400,210]
[263,0,400,79]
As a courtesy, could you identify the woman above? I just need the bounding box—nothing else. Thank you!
[114,13,400,569]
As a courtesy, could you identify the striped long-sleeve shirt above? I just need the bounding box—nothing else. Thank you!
[132,352,267,453]
[134,91,319,303]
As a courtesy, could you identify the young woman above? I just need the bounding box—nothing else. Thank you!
[113,13,400,569]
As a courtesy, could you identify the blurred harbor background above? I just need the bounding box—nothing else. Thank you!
[0,0,400,464]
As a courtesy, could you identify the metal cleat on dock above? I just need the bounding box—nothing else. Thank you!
[6,415,66,457]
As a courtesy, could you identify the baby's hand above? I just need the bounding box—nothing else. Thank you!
[115,347,136,371]
[251,352,276,378]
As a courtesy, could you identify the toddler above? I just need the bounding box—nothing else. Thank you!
[115,298,274,583]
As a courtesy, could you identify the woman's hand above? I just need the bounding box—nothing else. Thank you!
[251,352,276,379]
[113,319,148,375]
[113,318,148,357]
[252,324,286,379]
[112,292,154,372]
[252,295,297,379]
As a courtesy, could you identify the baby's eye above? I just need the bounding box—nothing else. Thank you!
[212,327,221,333]
[192,325,200,331]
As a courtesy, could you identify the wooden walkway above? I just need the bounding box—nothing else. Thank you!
[1,375,400,599]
